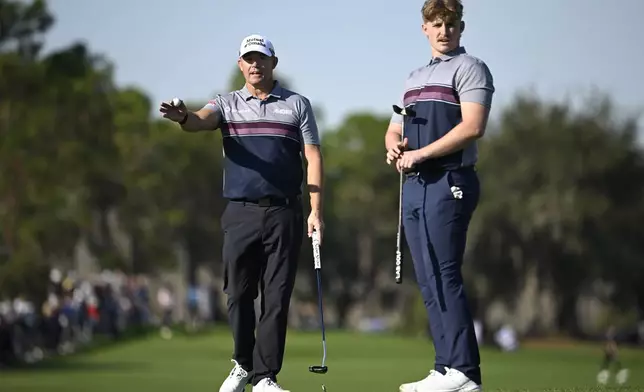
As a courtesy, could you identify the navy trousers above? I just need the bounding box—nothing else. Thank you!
[402,167,481,385]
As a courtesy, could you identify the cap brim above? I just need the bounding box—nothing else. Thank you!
[239,45,274,58]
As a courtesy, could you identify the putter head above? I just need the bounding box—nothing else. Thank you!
[309,365,328,374]
[392,104,416,117]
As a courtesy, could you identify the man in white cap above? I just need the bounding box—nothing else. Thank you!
[159,34,324,392]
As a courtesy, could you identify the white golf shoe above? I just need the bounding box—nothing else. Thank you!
[596,369,610,385]
[399,369,445,392]
[219,360,251,392]
[616,368,629,385]
[419,367,481,392]
[252,378,290,392]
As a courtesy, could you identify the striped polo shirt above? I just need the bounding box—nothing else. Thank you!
[204,81,320,200]
[390,46,495,171]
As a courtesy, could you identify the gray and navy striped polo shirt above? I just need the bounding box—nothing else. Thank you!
[390,46,494,170]
[204,82,320,200]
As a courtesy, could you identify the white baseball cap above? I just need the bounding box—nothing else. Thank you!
[239,34,276,58]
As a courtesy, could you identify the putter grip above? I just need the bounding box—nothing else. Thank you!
[395,233,403,284]
[395,162,404,284]
[312,231,321,270]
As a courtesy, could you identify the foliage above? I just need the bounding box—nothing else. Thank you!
[1,0,643,336]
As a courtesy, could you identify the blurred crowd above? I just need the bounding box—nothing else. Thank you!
[0,268,220,367]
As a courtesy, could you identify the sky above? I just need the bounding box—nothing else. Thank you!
[44,0,644,134]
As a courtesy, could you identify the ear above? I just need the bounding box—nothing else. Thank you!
[460,20,465,33]
[421,22,428,34]
[273,56,279,69]
[237,58,243,72]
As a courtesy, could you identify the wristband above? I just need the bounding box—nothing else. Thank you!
[178,113,188,125]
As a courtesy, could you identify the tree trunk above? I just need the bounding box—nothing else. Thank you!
[335,292,352,329]
[130,228,141,274]
[357,230,373,278]
[635,281,644,320]
[99,207,111,249]
[184,226,199,287]
[557,291,580,337]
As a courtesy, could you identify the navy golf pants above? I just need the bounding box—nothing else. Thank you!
[402,167,481,385]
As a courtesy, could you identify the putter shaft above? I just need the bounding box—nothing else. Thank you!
[310,231,328,373]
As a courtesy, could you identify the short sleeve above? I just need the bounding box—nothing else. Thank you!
[390,72,415,126]
[201,95,225,119]
[299,97,320,145]
[456,60,495,108]
[390,88,405,125]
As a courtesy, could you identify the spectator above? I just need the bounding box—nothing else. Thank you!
[156,284,175,340]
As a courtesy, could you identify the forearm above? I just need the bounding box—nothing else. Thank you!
[179,112,216,132]
[385,130,402,150]
[306,155,323,214]
[419,121,482,159]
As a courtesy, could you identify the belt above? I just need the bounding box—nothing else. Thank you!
[404,165,475,178]
[229,196,300,207]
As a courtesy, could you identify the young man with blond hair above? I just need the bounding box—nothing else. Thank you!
[385,0,494,391]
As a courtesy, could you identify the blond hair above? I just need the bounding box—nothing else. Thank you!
[421,0,463,23]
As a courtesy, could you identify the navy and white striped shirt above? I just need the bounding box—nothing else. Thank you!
[204,81,320,199]
[390,47,495,170]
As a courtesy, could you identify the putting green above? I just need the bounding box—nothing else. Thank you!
[2,327,643,392]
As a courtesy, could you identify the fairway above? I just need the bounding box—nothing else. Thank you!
[2,327,643,392]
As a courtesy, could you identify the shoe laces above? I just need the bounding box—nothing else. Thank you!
[264,379,284,390]
[444,367,462,377]
[418,370,443,385]
[421,369,443,381]
[228,360,248,380]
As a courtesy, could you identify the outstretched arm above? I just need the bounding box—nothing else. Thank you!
[180,106,223,132]
[159,98,223,132]
[180,99,224,132]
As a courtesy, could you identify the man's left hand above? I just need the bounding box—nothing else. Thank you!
[398,149,427,171]
[307,211,324,244]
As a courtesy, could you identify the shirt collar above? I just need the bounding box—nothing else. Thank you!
[429,46,466,65]
[239,80,283,101]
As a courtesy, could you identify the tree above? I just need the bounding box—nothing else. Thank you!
[0,0,122,299]
[0,0,53,58]
[467,92,644,335]
[317,112,403,326]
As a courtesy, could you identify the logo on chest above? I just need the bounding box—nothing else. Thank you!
[273,108,293,115]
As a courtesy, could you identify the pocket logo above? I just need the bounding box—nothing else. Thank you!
[450,186,463,199]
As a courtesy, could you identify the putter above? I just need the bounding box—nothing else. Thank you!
[391,104,416,284]
[308,230,328,391]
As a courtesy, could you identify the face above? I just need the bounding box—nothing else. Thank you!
[238,52,277,85]
[422,16,464,56]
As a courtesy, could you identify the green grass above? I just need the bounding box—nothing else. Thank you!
[1,327,643,391]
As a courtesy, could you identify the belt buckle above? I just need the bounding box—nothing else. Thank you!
[258,197,272,207]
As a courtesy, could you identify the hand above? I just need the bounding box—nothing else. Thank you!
[307,210,324,244]
[159,99,188,123]
[386,138,408,165]
[395,159,405,173]
[398,149,427,171]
